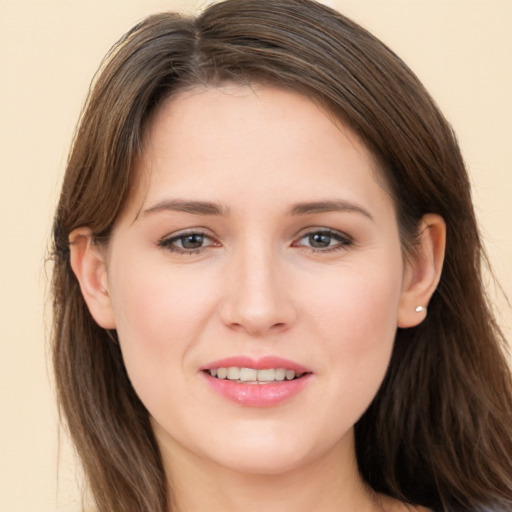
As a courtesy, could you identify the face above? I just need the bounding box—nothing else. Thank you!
[103,84,407,476]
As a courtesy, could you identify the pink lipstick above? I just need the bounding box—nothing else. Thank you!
[200,356,312,407]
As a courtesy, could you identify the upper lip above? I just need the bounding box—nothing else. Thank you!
[201,356,311,373]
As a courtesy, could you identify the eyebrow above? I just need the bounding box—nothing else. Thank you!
[141,198,373,221]
[289,200,374,221]
[142,199,229,217]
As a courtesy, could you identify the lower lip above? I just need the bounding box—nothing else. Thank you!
[203,373,312,407]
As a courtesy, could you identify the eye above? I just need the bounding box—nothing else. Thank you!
[294,229,353,253]
[158,231,217,254]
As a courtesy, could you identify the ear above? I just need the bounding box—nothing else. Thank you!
[69,227,116,329]
[398,214,446,328]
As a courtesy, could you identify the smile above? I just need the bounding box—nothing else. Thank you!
[207,367,305,383]
[202,357,312,407]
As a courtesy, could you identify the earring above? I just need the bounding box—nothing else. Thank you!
[415,306,425,313]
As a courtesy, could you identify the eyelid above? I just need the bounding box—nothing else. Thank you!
[157,229,219,254]
[157,226,353,255]
[292,227,353,252]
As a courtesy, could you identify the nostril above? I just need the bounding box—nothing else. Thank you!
[270,322,287,332]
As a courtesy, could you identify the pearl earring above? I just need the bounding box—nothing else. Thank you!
[415,306,424,313]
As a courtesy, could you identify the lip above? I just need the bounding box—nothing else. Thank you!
[200,356,313,407]
[201,355,311,374]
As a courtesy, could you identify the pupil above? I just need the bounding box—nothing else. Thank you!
[182,234,203,249]
[309,233,331,248]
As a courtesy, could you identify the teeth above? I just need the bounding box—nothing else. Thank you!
[275,368,286,381]
[257,369,275,382]
[207,367,303,383]
[285,370,295,380]
[239,367,258,381]
[227,367,240,380]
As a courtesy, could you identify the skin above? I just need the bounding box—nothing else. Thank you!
[71,84,444,511]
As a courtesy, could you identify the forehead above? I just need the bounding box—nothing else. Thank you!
[147,83,361,152]
[127,84,390,217]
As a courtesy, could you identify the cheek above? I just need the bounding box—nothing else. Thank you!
[301,266,402,438]
[307,260,403,384]
[107,258,219,387]
[111,254,211,331]
[311,259,401,329]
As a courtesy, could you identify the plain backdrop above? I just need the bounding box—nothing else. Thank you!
[1,1,511,510]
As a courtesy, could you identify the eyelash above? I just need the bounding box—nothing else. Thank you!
[294,229,353,253]
[157,231,214,255]
[157,229,353,255]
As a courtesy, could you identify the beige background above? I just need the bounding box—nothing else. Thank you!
[0,1,510,510]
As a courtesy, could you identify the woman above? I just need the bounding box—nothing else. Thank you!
[51,0,512,510]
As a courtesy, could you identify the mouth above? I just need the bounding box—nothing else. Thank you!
[205,367,307,383]
[201,356,313,406]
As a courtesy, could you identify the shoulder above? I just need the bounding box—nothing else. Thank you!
[376,493,433,512]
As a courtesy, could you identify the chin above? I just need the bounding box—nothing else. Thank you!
[198,424,340,476]
[208,444,311,476]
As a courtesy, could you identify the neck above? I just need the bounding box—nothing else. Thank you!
[158,428,379,512]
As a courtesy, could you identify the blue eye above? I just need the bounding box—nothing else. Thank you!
[158,231,215,253]
[296,229,352,252]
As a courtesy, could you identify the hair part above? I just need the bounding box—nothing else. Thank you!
[51,1,512,510]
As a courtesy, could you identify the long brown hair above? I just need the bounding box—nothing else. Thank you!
[51,1,512,510]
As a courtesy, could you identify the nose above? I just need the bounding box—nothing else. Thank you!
[219,242,297,336]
